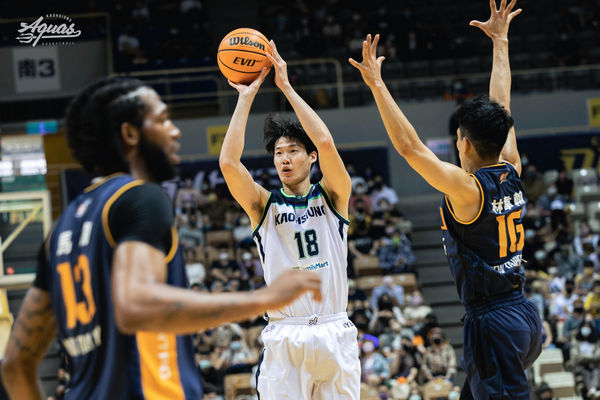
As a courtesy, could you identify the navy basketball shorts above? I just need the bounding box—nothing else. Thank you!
[462,299,542,400]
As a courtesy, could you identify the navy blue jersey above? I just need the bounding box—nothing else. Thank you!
[44,174,201,399]
[440,163,527,305]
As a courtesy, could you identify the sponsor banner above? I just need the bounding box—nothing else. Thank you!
[518,132,600,172]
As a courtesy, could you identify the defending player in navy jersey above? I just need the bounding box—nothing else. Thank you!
[1,77,323,400]
[220,41,360,399]
[351,1,541,398]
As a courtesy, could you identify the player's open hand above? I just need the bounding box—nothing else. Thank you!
[263,269,322,310]
[228,66,269,98]
[265,40,290,90]
[470,0,522,41]
[348,34,385,89]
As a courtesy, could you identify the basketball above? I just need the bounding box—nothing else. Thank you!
[217,28,271,84]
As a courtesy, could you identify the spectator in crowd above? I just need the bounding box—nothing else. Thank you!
[370,298,405,337]
[556,169,574,200]
[209,250,247,285]
[370,201,405,239]
[371,276,405,311]
[555,244,584,280]
[551,279,579,321]
[178,212,204,249]
[541,318,555,350]
[370,174,399,212]
[176,177,203,213]
[117,25,144,64]
[389,333,423,382]
[585,280,600,318]
[377,228,415,273]
[197,352,224,396]
[525,282,545,317]
[548,266,565,295]
[575,221,600,256]
[185,247,205,286]
[404,291,433,328]
[562,298,586,361]
[200,192,232,230]
[592,243,600,272]
[349,181,373,214]
[521,164,548,203]
[216,334,256,374]
[536,382,558,400]
[576,263,598,296]
[131,0,150,25]
[568,321,600,398]
[361,335,390,386]
[348,279,368,310]
[239,250,263,284]
[232,215,253,248]
[421,327,456,383]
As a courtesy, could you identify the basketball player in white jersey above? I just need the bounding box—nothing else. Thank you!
[219,41,360,399]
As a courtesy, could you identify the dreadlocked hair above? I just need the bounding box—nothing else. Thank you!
[65,76,147,175]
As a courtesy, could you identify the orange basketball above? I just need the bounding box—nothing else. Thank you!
[217,28,271,84]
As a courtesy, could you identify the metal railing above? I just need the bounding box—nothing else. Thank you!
[119,57,345,108]
[119,60,600,113]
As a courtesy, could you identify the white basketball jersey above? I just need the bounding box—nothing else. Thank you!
[253,182,349,318]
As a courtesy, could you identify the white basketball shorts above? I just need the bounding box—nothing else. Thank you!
[256,312,361,400]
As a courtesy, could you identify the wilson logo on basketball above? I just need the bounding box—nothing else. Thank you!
[228,36,265,51]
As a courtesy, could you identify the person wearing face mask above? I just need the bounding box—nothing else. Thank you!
[576,263,598,296]
[370,200,405,239]
[555,244,582,281]
[421,327,457,384]
[521,165,546,203]
[551,279,579,321]
[377,229,416,274]
[370,174,399,212]
[219,334,256,375]
[562,298,586,362]
[361,337,390,386]
[178,211,205,249]
[574,221,600,256]
[403,291,433,328]
[537,184,559,212]
[568,322,600,399]
[585,280,600,319]
[371,276,405,311]
[233,215,254,248]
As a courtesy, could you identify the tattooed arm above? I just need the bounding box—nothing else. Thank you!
[111,242,322,334]
[1,287,56,400]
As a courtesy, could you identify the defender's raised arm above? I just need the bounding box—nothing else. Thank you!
[471,0,522,174]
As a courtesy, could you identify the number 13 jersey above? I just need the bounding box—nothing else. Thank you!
[253,182,350,319]
[440,163,527,306]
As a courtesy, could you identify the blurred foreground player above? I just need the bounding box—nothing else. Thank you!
[220,41,360,399]
[351,1,542,398]
[1,77,322,400]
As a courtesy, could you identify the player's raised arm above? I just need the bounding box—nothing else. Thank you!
[267,41,351,216]
[471,0,522,175]
[350,35,480,208]
[219,68,271,226]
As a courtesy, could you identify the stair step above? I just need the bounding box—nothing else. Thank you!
[414,248,447,265]
[419,265,454,285]
[432,304,465,325]
[422,284,461,305]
